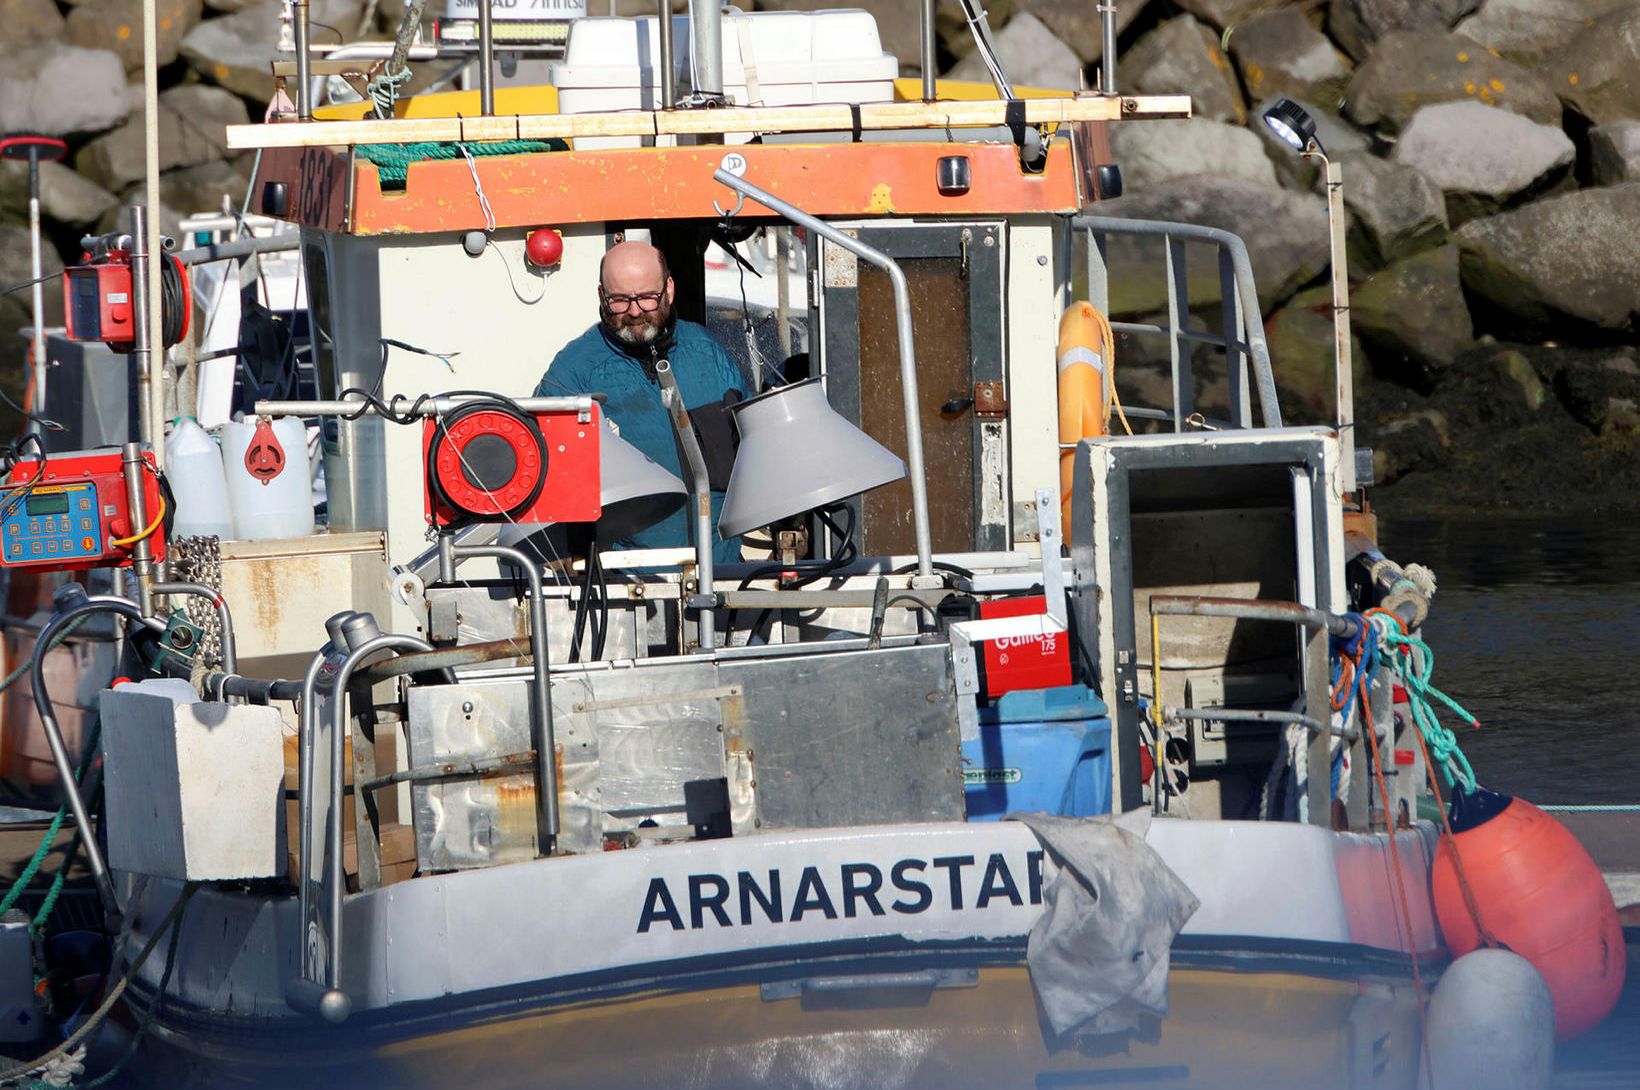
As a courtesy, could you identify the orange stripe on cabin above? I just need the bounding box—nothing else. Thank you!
[259,142,1081,235]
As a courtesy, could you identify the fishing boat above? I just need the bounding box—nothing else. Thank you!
[0,3,1623,1088]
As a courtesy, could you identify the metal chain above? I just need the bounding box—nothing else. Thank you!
[170,535,224,666]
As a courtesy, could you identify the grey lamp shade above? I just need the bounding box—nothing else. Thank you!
[594,421,688,541]
[718,378,906,539]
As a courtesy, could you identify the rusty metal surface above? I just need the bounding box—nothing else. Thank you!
[1148,594,1357,638]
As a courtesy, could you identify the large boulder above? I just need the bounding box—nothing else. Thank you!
[1123,14,1246,124]
[1093,176,1329,316]
[1391,100,1575,224]
[1229,9,1352,106]
[0,224,66,430]
[1369,409,1449,485]
[1343,31,1562,133]
[1108,118,1278,192]
[1326,0,1479,62]
[1174,0,1279,30]
[1349,245,1473,389]
[936,0,1017,63]
[947,10,1082,91]
[1019,0,1154,65]
[0,43,130,137]
[75,84,250,192]
[3,0,66,50]
[1264,284,1366,423]
[65,0,204,74]
[1334,151,1448,270]
[1453,0,1634,64]
[1542,8,1640,126]
[0,159,120,228]
[1456,183,1640,336]
[1551,353,1640,437]
[1589,121,1640,186]
[182,0,366,101]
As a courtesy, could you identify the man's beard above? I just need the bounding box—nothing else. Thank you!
[607,301,673,347]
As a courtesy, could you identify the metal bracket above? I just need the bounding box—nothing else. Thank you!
[1034,487,1067,628]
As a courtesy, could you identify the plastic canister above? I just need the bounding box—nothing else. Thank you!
[220,415,315,542]
[164,417,234,540]
[963,684,1111,820]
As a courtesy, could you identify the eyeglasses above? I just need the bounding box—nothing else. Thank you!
[602,289,665,315]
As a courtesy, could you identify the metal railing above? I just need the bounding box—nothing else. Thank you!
[1146,595,1360,827]
[1071,216,1283,434]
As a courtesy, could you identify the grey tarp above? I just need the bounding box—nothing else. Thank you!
[1012,811,1200,1039]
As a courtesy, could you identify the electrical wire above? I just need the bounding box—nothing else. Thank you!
[111,491,166,547]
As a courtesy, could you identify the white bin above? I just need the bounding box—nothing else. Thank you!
[550,9,898,149]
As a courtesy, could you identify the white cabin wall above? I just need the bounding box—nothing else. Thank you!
[326,224,607,634]
[1006,217,1059,550]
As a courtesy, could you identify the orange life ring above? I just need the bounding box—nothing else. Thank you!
[1057,301,1113,530]
[1432,795,1626,1040]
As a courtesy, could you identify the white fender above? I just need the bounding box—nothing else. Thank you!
[1424,948,1555,1090]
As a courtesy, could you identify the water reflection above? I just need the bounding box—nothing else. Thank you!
[1378,515,1640,805]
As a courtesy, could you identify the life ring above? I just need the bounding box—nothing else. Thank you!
[1057,301,1114,529]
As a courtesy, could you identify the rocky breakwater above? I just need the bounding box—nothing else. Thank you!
[2,0,1638,514]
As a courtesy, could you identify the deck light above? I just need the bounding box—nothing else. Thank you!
[718,378,905,538]
[525,228,564,269]
[1261,97,1321,155]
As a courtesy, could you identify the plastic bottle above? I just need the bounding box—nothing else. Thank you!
[164,416,234,540]
[220,415,315,541]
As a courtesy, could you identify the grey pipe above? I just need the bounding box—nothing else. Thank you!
[306,631,433,1022]
[121,441,155,615]
[1148,594,1358,639]
[294,0,313,120]
[920,0,937,101]
[690,0,723,99]
[654,360,717,650]
[31,595,156,920]
[448,542,559,848]
[658,0,676,110]
[176,233,300,267]
[1100,0,1117,94]
[150,581,239,675]
[711,168,935,583]
[1161,705,1357,742]
[478,0,495,116]
[1072,215,1281,428]
[254,395,594,418]
[291,634,339,1019]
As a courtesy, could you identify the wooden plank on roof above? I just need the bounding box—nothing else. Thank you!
[225,94,1192,151]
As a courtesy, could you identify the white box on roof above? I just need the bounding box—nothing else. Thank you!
[550,8,898,148]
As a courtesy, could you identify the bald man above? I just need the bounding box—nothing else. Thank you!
[536,241,747,562]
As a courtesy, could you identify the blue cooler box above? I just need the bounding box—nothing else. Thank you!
[963,685,1111,820]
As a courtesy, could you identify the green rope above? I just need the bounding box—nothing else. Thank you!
[1370,614,1480,791]
[358,139,567,187]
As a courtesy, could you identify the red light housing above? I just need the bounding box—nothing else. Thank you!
[525,228,564,269]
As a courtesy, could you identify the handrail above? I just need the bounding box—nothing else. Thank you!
[289,630,434,1024]
[712,167,936,585]
[1071,216,1281,432]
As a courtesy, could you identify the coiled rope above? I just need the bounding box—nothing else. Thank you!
[1365,609,1480,791]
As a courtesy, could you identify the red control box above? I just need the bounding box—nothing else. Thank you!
[423,403,603,527]
[979,595,1071,699]
[1,449,167,571]
[63,262,136,346]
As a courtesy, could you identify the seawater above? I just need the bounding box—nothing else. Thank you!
[1380,515,1640,805]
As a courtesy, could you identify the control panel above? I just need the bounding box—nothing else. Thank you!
[0,448,167,571]
[2,483,103,564]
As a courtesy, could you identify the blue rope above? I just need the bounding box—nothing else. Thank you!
[1369,613,1480,791]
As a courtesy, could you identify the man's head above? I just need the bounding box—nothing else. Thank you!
[599,241,674,347]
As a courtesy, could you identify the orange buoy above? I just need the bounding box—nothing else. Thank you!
[1056,301,1113,530]
[1432,792,1626,1040]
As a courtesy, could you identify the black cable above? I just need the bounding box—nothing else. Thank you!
[0,270,63,297]
[590,547,609,661]
[892,559,976,580]
[729,502,858,641]
[567,549,595,665]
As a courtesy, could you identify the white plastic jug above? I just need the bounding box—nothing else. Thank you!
[221,415,315,542]
[164,417,234,540]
